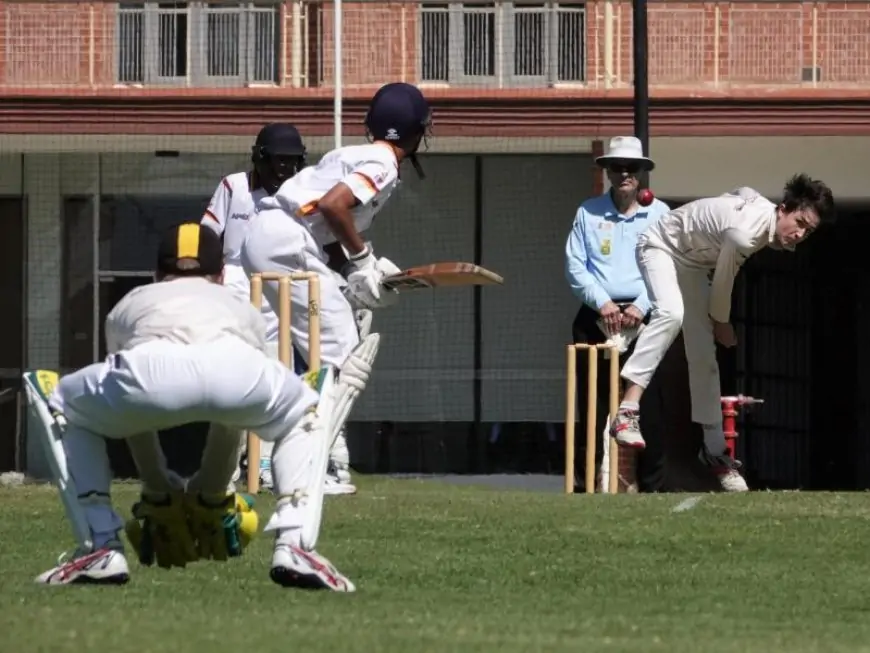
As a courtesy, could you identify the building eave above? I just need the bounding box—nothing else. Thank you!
[1,90,869,137]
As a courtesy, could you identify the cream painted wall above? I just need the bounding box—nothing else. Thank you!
[647,137,865,201]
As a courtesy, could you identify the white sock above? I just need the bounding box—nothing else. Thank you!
[260,439,275,473]
[619,401,639,413]
[702,423,727,454]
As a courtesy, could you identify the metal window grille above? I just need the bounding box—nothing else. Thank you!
[419,2,586,86]
[117,1,280,86]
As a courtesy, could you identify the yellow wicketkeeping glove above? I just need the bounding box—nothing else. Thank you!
[184,492,259,561]
[125,492,198,569]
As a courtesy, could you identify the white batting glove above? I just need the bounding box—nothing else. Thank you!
[344,248,385,310]
[343,247,399,310]
[374,257,401,307]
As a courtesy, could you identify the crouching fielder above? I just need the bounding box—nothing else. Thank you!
[610,174,835,492]
[241,82,433,487]
[24,223,354,591]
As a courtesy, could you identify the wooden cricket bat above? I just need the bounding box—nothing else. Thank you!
[381,262,504,291]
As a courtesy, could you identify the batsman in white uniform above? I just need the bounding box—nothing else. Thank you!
[241,82,433,485]
[24,223,355,591]
[203,123,321,492]
[609,174,835,491]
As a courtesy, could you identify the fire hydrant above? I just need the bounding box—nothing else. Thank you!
[721,395,765,461]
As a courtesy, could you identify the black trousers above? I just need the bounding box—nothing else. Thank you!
[571,304,665,492]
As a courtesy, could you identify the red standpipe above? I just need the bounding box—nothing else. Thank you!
[720,395,765,460]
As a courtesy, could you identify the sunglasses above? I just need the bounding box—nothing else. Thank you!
[608,163,642,174]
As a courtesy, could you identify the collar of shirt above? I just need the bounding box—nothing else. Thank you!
[766,207,777,244]
[599,192,649,221]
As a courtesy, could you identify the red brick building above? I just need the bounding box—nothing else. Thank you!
[1,1,869,136]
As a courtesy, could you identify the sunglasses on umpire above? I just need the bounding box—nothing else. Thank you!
[608,163,643,175]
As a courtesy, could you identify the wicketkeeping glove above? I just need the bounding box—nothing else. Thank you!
[125,492,198,569]
[184,492,259,561]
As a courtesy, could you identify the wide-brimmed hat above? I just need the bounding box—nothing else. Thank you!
[595,136,655,171]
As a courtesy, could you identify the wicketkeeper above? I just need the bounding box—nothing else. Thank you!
[24,222,355,591]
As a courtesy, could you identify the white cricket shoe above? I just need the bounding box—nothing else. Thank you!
[699,446,749,492]
[36,545,130,585]
[270,540,356,592]
[323,465,357,496]
[609,408,646,449]
[259,465,274,491]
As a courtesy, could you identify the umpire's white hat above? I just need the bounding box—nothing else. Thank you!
[595,136,655,171]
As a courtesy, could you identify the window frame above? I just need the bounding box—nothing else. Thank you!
[417,1,587,87]
[115,1,281,87]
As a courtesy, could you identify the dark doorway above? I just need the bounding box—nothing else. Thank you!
[0,198,25,472]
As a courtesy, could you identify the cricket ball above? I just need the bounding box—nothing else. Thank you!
[637,188,655,207]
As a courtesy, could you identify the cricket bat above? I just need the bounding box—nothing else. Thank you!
[380,262,504,291]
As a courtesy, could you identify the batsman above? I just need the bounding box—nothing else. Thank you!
[241,81,434,500]
[24,223,356,591]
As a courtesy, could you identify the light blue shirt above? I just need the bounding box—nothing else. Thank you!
[564,192,670,316]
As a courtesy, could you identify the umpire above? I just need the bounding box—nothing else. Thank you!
[564,137,670,492]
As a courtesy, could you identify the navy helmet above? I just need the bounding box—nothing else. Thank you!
[251,123,307,193]
[364,82,432,178]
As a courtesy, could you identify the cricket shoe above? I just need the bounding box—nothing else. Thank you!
[699,446,749,492]
[259,465,274,492]
[323,465,357,496]
[609,408,646,449]
[270,541,356,592]
[36,542,130,585]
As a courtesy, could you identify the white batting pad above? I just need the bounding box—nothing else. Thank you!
[301,368,337,550]
[264,366,338,552]
[22,371,93,550]
[329,333,381,448]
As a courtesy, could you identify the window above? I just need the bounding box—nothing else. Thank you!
[418,2,586,86]
[117,2,280,86]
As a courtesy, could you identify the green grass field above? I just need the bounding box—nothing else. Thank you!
[3,478,870,653]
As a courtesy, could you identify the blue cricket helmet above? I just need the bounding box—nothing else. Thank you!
[364,82,432,178]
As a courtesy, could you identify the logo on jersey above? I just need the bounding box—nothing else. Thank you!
[230,212,250,221]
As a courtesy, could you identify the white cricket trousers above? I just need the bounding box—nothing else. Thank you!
[49,339,319,547]
[620,242,722,425]
[223,260,281,465]
[223,260,281,342]
[240,208,360,368]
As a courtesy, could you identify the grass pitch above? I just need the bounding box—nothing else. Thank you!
[3,478,870,653]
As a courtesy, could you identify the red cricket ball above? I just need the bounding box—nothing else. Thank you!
[637,188,655,207]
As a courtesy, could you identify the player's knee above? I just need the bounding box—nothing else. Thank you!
[652,302,684,336]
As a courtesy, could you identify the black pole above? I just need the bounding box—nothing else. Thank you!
[633,0,650,189]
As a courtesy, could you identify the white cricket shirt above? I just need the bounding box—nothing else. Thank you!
[201,172,270,264]
[104,277,266,354]
[642,187,777,323]
[257,142,400,246]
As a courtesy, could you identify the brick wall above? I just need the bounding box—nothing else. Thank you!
[1,1,868,91]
